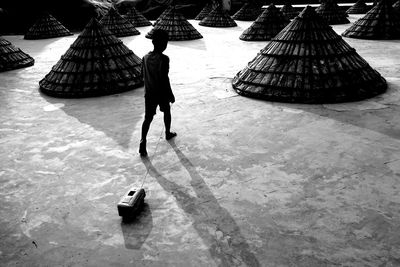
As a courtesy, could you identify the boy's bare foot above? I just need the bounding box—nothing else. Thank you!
[165,132,177,140]
[139,140,148,157]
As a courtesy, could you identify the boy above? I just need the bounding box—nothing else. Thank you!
[139,29,176,157]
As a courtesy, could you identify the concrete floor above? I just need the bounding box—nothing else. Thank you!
[1,15,400,266]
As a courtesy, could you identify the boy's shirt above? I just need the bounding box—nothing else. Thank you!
[142,51,173,102]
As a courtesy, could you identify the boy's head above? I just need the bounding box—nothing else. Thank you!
[152,29,169,52]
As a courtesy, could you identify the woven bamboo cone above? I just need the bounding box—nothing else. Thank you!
[342,0,400,39]
[124,7,152,27]
[199,5,237,27]
[240,4,289,41]
[24,13,73,40]
[232,2,263,21]
[316,0,350,25]
[232,6,387,103]
[0,37,34,72]
[154,6,173,27]
[39,18,143,98]
[100,8,140,37]
[146,6,202,41]
[280,2,299,19]
[346,0,369,14]
[195,1,215,20]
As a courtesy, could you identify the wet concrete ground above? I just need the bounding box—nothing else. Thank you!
[1,15,400,266]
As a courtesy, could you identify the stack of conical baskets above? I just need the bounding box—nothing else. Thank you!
[346,0,369,14]
[232,2,263,21]
[232,6,387,103]
[0,37,34,72]
[316,0,350,25]
[24,13,73,40]
[39,18,143,98]
[199,5,237,27]
[123,7,152,27]
[342,0,400,39]
[100,8,140,37]
[146,6,203,41]
[240,4,289,41]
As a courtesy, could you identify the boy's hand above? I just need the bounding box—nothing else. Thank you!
[170,95,175,103]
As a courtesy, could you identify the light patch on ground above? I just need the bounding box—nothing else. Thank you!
[43,103,65,112]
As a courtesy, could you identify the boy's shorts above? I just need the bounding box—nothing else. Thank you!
[145,97,170,116]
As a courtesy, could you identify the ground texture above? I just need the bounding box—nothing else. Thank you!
[1,15,400,266]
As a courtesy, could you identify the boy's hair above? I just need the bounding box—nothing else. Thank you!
[152,29,169,45]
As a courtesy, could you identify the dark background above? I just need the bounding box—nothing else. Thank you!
[0,0,360,34]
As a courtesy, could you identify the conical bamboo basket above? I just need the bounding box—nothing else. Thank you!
[342,0,400,39]
[316,0,350,25]
[232,6,387,103]
[100,8,140,37]
[199,6,237,27]
[24,13,73,40]
[240,4,289,41]
[39,18,143,98]
[0,37,34,72]
[124,7,152,27]
[146,6,202,41]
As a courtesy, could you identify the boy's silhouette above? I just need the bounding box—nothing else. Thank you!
[139,29,176,157]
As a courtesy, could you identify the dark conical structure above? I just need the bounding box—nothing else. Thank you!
[199,5,237,27]
[346,0,369,14]
[146,6,202,41]
[100,8,140,37]
[232,6,387,103]
[280,2,299,19]
[0,37,34,72]
[124,7,152,27]
[154,6,173,27]
[240,4,289,41]
[195,1,215,20]
[232,2,263,21]
[24,13,73,40]
[39,18,143,98]
[342,0,400,39]
[316,0,350,24]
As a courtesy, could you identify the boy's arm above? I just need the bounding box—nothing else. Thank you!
[163,56,175,103]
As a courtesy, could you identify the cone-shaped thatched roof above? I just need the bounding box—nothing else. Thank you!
[232,2,263,21]
[195,1,215,20]
[146,6,202,41]
[240,4,289,41]
[199,5,237,27]
[39,18,143,98]
[154,6,173,27]
[232,6,387,103]
[346,0,369,14]
[316,0,350,24]
[100,8,140,37]
[342,0,400,39]
[0,37,34,72]
[24,13,73,40]
[124,7,152,27]
[280,3,299,19]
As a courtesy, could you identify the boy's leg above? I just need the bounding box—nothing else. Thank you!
[139,114,153,156]
[140,98,156,156]
[163,107,177,140]
[141,114,153,141]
